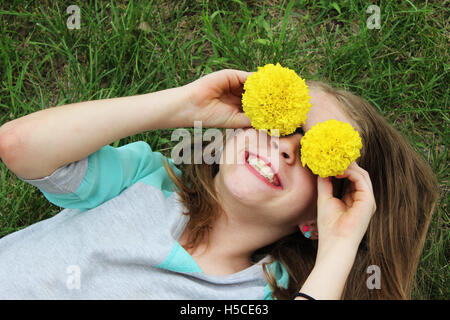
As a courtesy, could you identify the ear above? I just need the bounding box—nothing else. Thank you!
[298,221,319,240]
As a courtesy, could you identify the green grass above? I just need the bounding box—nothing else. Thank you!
[0,0,448,299]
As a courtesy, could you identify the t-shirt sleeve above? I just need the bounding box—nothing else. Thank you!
[16,141,181,211]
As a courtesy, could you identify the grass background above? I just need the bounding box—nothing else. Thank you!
[0,0,448,299]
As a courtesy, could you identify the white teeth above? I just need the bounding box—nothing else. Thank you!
[248,156,275,183]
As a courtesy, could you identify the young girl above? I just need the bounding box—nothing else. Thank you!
[0,69,439,299]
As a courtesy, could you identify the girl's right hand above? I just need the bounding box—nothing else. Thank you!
[182,69,253,129]
[315,162,377,260]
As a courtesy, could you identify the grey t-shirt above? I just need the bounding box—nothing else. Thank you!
[0,141,288,299]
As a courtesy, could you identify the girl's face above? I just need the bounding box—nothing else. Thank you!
[215,127,316,230]
[214,88,357,230]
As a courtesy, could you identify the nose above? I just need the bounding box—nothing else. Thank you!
[274,133,302,166]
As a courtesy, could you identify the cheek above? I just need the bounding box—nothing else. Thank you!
[221,165,264,201]
[286,172,318,218]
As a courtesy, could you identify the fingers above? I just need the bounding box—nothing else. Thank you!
[317,176,333,201]
[317,162,372,200]
[214,69,253,93]
[335,162,376,209]
[236,70,254,84]
[352,162,373,193]
[229,70,253,97]
[224,69,253,85]
[336,162,372,189]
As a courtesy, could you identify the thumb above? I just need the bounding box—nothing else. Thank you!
[317,176,333,201]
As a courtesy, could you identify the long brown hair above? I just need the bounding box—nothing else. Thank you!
[161,80,440,299]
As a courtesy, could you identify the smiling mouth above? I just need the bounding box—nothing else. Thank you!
[244,151,282,189]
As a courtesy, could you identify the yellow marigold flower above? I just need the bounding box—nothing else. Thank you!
[242,63,312,137]
[300,119,362,177]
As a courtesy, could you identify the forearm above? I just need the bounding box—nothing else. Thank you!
[0,86,191,179]
[296,243,358,300]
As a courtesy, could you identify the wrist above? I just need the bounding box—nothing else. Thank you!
[314,246,357,277]
[297,242,358,300]
[315,239,358,266]
[145,85,193,129]
[172,85,197,128]
[299,255,356,300]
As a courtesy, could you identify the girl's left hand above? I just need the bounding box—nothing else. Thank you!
[182,69,253,128]
[315,162,377,257]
